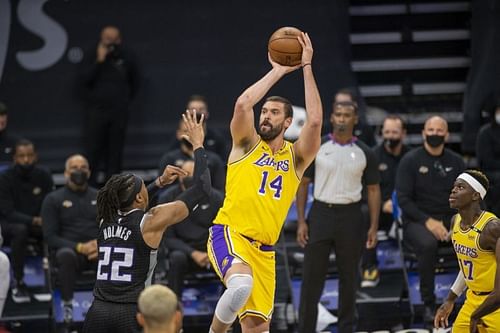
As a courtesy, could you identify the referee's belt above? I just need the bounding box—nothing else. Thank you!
[241,235,274,252]
[471,290,492,296]
[315,200,361,208]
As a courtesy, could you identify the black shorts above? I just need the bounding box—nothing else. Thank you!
[82,299,140,333]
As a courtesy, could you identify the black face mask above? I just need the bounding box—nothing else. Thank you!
[384,138,401,149]
[70,170,88,186]
[14,163,34,177]
[425,134,445,148]
[180,138,193,150]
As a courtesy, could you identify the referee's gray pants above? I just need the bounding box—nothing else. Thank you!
[298,200,365,333]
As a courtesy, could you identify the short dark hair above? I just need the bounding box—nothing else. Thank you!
[0,102,7,115]
[335,88,359,104]
[14,138,35,154]
[464,169,489,192]
[334,88,359,113]
[384,114,406,130]
[264,96,293,118]
[186,95,208,109]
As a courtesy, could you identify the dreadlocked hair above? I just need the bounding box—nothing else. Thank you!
[97,174,137,225]
[464,169,489,192]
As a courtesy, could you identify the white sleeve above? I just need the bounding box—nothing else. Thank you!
[450,272,467,296]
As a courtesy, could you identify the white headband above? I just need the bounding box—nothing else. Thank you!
[457,173,487,199]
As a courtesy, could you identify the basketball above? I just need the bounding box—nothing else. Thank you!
[268,27,303,66]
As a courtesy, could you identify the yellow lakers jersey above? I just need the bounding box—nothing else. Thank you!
[214,138,300,245]
[452,211,498,292]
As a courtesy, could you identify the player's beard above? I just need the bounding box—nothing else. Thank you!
[258,121,283,141]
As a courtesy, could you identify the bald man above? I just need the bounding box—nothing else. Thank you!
[41,154,99,327]
[137,285,182,333]
[79,25,139,185]
[395,116,466,325]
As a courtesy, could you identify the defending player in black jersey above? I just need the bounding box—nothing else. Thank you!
[82,110,210,333]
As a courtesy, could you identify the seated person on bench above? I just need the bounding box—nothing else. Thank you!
[158,160,223,297]
[41,154,98,326]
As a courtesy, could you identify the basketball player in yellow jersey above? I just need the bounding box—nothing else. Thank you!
[207,32,322,333]
[434,170,500,333]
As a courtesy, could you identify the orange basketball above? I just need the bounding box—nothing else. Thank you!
[268,27,303,66]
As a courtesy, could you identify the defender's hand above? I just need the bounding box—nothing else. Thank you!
[158,165,188,187]
[182,110,205,150]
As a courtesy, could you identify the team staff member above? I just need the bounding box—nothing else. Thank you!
[434,170,500,333]
[0,139,54,303]
[396,115,465,322]
[82,110,211,333]
[207,32,322,333]
[361,115,410,287]
[41,154,98,326]
[296,97,381,333]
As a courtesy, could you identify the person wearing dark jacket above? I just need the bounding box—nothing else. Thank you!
[41,154,98,326]
[476,101,500,216]
[158,160,223,297]
[165,95,229,160]
[0,139,54,303]
[79,25,139,185]
[0,102,21,171]
[396,116,465,324]
[158,117,225,191]
[361,114,410,288]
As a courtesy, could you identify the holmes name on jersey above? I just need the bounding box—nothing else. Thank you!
[253,153,289,172]
[103,225,132,241]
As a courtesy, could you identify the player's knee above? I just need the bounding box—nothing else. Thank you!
[226,273,253,311]
[215,273,253,324]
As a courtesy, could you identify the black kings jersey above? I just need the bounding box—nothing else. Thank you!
[93,209,157,303]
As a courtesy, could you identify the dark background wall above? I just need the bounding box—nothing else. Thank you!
[0,0,358,171]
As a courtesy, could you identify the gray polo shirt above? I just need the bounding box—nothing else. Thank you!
[305,134,380,204]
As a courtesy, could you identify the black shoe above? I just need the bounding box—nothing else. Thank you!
[423,305,435,324]
[11,281,30,303]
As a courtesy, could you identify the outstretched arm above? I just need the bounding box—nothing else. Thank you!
[293,33,323,176]
[230,53,300,153]
[141,111,209,248]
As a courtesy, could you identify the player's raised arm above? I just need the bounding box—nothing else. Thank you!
[141,110,210,248]
[230,55,300,152]
[293,32,323,176]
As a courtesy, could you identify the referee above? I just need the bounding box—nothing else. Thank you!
[296,97,380,333]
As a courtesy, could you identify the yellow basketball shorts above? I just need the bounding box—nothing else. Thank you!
[207,224,276,321]
[453,289,500,333]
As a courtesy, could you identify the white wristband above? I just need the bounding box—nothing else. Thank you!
[450,273,467,296]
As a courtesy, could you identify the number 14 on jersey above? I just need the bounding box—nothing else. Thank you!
[258,171,283,199]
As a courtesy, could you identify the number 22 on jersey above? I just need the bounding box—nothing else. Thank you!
[97,246,135,282]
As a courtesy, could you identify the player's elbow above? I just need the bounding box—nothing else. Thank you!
[235,94,252,112]
[307,112,322,129]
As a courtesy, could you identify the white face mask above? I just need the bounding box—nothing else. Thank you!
[496,113,500,125]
